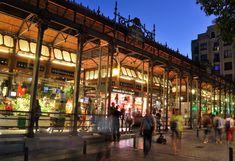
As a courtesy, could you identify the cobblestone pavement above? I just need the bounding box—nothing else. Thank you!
[1,129,234,161]
[60,129,232,161]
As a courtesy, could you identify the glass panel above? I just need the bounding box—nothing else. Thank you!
[19,39,29,52]
[41,45,49,57]
[30,42,36,54]
[0,34,3,45]
[54,49,63,60]
[126,68,132,77]
[94,70,98,79]
[4,35,14,47]
[121,67,127,76]
[90,70,94,79]
[85,71,90,80]
[71,53,76,63]
[130,70,137,77]
[62,51,71,62]
[101,69,107,78]
[137,71,143,80]
[144,74,148,81]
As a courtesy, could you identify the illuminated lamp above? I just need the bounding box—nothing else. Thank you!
[191,89,196,95]
[112,68,119,76]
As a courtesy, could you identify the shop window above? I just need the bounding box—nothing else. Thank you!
[94,70,98,79]
[41,45,49,57]
[85,71,90,80]
[19,39,30,52]
[131,70,137,77]
[30,42,36,53]
[121,67,127,76]
[224,62,232,70]
[0,34,3,45]
[4,35,14,47]
[62,51,71,62]
[137,71,143,80]
[54,49,63,60]
[126,68,132,77]
[71,53,76,63]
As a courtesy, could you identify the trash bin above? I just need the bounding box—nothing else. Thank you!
[17,116,26,129]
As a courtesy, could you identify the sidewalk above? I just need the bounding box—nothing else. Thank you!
[0,129,233,161]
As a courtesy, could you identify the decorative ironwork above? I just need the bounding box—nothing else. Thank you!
[114,2,155,42]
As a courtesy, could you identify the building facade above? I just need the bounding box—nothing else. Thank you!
[192,25,235,81]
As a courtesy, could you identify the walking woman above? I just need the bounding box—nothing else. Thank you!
[170,108,183,155]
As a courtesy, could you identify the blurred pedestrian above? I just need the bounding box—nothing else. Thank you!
[202,114,212,144]
[34,99,41,132]
[213,114,224,144]
[225,115,234,145]
[140,109,155,156]
[170,108,183,155]
[112,105,121,141]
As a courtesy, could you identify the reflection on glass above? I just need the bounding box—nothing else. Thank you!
[137,71,143,80]
[41,45,49,57]
[85,71,90,80]
[126,68,132,77]
[94,70,98,79]
[90,70,94,79]
[0,34,3,45]
[4,35,14,47]
[121,67,127,76]
[101,69,107,78]
[54,49,63,60]
[131,70,137,77]
[19,40,29,52]
[62,51,71,62]
[71,53,76,63]
[30,42,36,54]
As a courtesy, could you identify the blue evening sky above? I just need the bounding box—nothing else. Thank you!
[75,0,215,59]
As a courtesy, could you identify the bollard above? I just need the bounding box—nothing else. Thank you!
[229,147,233,161]
[83,140,87,155]
[24,146,28,161]
[133,135,136,149]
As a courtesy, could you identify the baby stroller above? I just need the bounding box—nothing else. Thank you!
[156,133,167,144]
[49,114,65,133]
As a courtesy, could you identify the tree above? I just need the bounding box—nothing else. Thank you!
[196,0,235,43]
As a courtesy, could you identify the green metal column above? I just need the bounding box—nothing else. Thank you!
[107,42,115,115]
[189,76,193,129]
[72,33,84,135]
[27,20,47,137]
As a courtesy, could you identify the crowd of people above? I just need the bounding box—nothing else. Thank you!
[202,113,234,145]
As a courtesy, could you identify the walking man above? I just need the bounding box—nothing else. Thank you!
[140,109,155,156]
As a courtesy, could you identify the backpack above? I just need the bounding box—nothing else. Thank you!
[225,120,230,129]
[171,121,177,131]
[143,116,154,131]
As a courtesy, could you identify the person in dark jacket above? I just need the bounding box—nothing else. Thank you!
[34,99,41,132]
[112,105,121,141]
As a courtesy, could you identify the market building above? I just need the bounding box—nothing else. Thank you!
[0,0,234,137]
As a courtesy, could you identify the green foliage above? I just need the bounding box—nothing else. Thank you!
[196,0,235,43]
